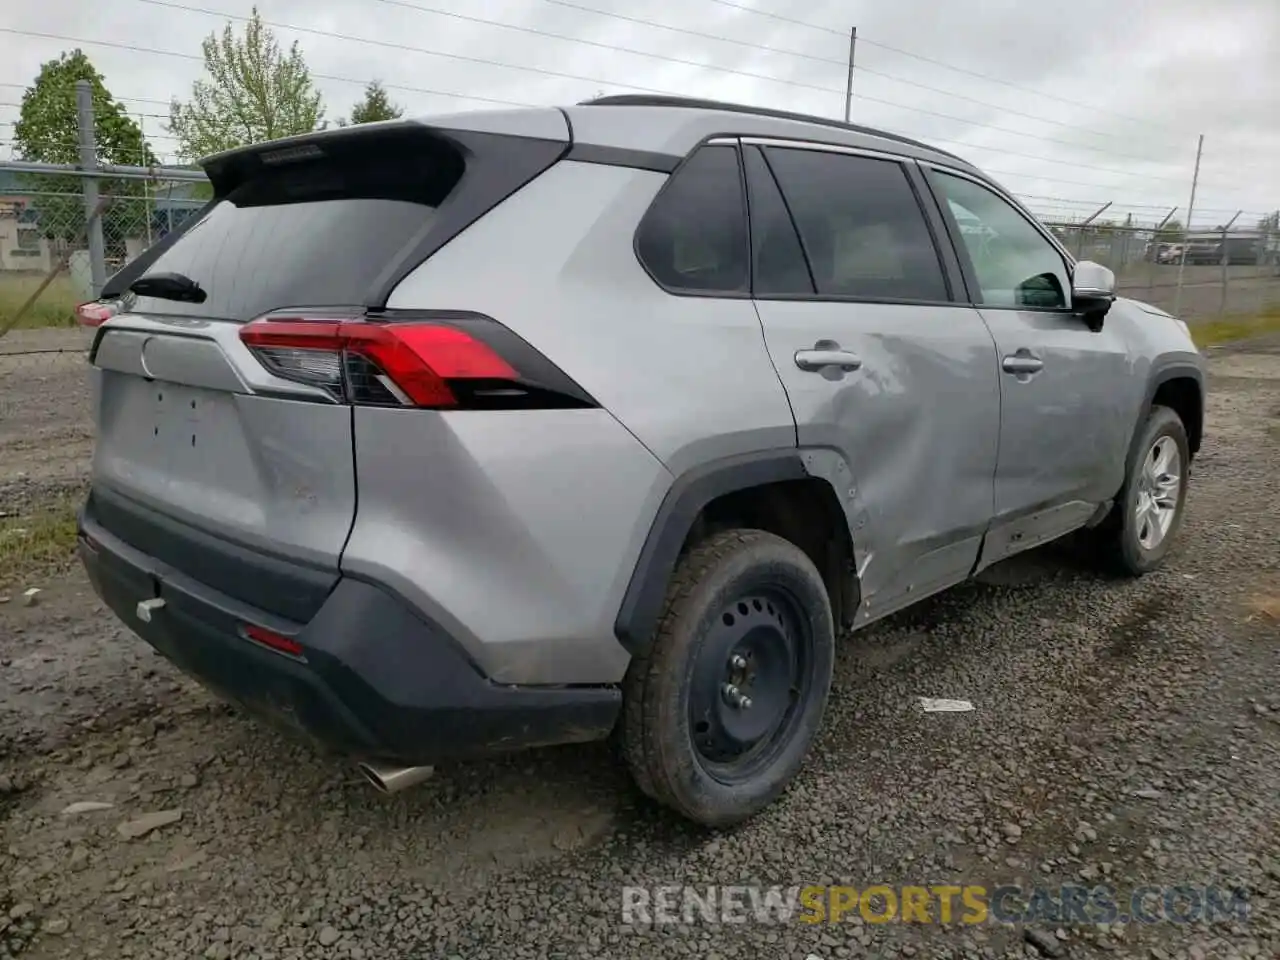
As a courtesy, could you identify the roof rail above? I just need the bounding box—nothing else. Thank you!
[578,94,965,163]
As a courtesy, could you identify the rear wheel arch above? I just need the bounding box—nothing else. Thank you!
[614,451,858,656]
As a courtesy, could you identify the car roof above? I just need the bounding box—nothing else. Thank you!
[564,95,978,172]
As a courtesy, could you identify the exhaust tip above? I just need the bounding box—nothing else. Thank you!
[357,762,391,794]
[357,762,435,795]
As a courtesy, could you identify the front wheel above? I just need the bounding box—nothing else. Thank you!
[620,529,835,827]
[1098,405,1191,575]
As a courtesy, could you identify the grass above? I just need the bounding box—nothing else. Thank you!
[0,272,80,332]
[0,498,80,588]
[1191,310,1280,349]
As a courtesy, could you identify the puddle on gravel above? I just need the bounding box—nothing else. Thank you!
[1104,594,1172,660]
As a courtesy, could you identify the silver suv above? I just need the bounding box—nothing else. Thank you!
[76,95,1205,827]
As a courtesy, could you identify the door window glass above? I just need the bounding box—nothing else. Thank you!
[764,147,949,302]
[933,172,1070,309]
[743,146,813,296]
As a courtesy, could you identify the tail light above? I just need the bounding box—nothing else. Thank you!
[238,312,596,411]
[77,300,122,327]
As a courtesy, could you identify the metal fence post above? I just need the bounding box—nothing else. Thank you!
[1219,211,1241,317]
[1259,224,1276,315]
[75,79,107,297]
[1219,226,1229,316]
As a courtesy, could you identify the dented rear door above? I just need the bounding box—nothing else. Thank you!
[743,140,1001,621]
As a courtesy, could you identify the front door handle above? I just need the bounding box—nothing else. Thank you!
[795,347,862,373]
[1001,351,1044,375]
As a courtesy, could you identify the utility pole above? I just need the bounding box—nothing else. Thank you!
[1173,133,1203,320]
[76,79,107,297]
[843,27,857,123]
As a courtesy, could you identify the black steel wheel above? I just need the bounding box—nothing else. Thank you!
[621,529,835,827]
[688,588,816,784]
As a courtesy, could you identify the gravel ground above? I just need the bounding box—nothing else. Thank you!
[0,328,95,514]
[0,334,1278,960]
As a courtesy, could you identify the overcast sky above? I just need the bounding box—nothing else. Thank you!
[2,0,1277,227]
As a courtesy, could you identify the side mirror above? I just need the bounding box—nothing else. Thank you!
[1071,260,1116,331]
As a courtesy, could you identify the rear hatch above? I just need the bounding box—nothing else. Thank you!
[84,117,568,622]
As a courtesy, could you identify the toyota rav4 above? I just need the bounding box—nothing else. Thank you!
[76,95,1205,827]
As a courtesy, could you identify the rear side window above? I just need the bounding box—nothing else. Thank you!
[636,145,749,294]
[128,132,468,321]
[764,147,949,303]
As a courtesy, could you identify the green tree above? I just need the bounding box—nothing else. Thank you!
[343,81,403,125]
[13,50,157,259]
[168,7,324,160]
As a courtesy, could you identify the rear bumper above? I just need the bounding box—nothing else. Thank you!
[78,499,620,765]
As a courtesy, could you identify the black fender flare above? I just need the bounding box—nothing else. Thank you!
[613,449,810,655]
[1127,355,1205,468]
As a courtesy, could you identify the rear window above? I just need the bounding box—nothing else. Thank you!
[130,134,467,321]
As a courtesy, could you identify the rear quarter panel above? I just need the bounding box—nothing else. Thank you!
[369,159,800,684]
[384,159,798,473]
[341,406,671,685]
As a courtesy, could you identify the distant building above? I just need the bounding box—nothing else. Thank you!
[0,170,52,271]
[0,168,207,274]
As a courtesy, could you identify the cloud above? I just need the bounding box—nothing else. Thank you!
[1,0,1276,225]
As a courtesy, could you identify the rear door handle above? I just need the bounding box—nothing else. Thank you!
[795,348,862,373]
[1001,352,1044,375]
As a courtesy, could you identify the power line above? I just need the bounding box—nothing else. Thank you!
[137,0,683,98]
[0,81,171,107]
[7,11,1272,184]
[134,0,1219,175]
[0,123,183,145]
[914,138,1195,186]
[0,107,172,124]
[699,0,846,38]
[695,0,1280,152]
[549,0,1182,147]
[363,0,1204,164]
[851,38,1175,135]
[369,0,849,98]
[0,21,1272,207]
[0,28,539,111]
[541,0,847,67]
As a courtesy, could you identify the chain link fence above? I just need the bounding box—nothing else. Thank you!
[1046,219,1280,321]
[1,80,1278,356]
[1,177,205,333]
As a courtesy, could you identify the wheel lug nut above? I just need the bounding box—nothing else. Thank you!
[721,683,752,709]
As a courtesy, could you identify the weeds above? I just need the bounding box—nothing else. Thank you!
[0,498,80,587]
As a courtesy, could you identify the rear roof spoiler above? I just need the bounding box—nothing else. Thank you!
[200,120,421,197]
[101,119,572,310]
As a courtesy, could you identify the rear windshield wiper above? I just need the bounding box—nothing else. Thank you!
[128,271,207,304]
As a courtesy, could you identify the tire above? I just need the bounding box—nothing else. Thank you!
[620,529,835,828]
[1097,405,1191,576]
